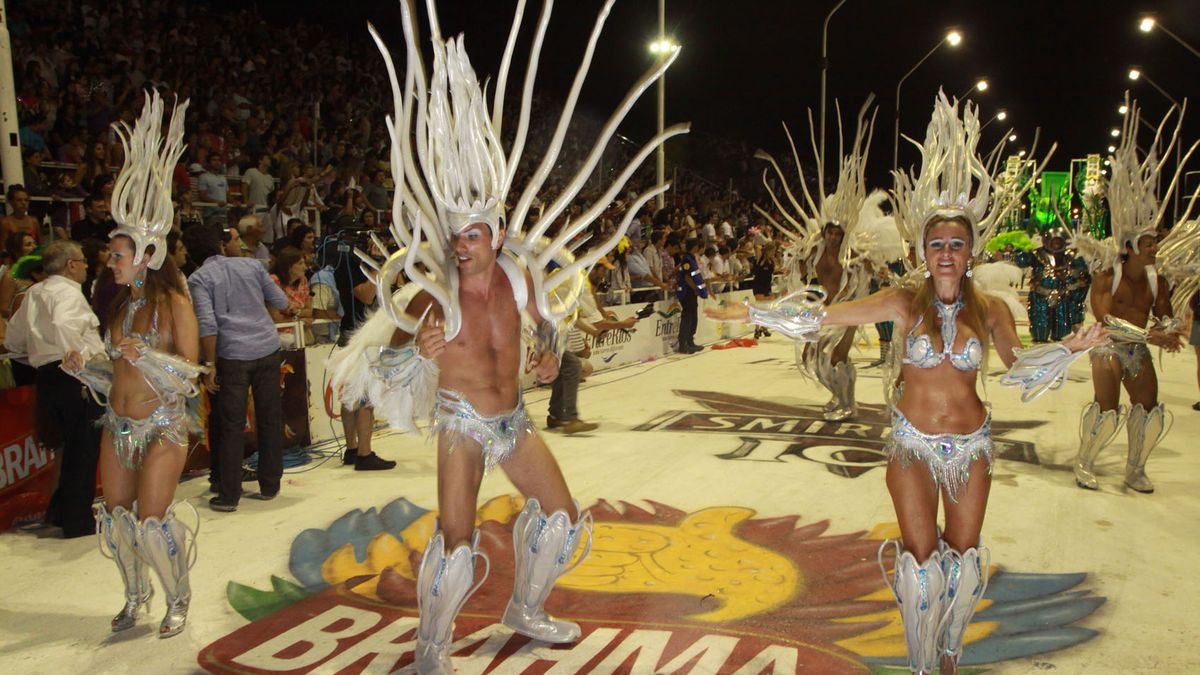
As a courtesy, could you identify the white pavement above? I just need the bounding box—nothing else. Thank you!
[2,332,1198,674]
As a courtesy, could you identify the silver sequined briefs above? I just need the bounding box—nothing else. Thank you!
[886,406,994,502]
[431,388,534,472]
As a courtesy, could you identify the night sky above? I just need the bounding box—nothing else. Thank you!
[247,0,1200,191]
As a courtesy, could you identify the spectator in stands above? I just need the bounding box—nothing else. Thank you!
[198,154,231,222]
[1,185,40,242]
[177,173,203,225]
[269,246,314,347]
[237,214,271,265]
[167,230,193,278]
[0,232,37,318]
[676,238,708,353]
[4,240,103,538]
[70,194,114,242]
[643,229,667,286]
[241,152,275,221]
[628,240,668,302]
[80,237,109,301]
[309,240,342,344]
[285,224,316,260]
[72,138,112,194]
[749,241,777,338]
[363,168,390,212]
[221,225,243,258]
[22,149,51,197]
[185,223,293,512]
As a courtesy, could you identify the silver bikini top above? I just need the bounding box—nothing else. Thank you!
[903,298,983,372]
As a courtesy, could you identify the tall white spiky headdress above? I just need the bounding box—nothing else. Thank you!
[361,0,688,341]
[1108,95,1198,253]
[1075,94,1200,297]
[893,90,1051,262]
[110,91,188,270]
[753,97,877,276]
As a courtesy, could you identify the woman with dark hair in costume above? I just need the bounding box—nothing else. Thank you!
[710,92,1107,674]
[63,93,207,640]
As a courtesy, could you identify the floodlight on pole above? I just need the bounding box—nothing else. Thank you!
[649,0,677,210]
[1126,66,1184,220]
[893,29,963,170]
[1128,67,1141,81]
[1111,128,1121,138]
[818,0,848,185]
[1108,145,1116,153]
[1137,16,1200,62]
[1018,150,1026,157]
[1119,104,1129,115]
[1008,133,1017,142]
[980,109,1007,132]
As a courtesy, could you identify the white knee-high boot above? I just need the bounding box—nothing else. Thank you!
[1073,402,1124,490]
[503,499,592,643]
[937,539,991,668]
[879,540,946,674]
[138,502,198,638]
[1125,403,1169,493]
[95,503,153,632]
[414,530,489,675]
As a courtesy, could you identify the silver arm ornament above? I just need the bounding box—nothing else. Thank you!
[1103,315,1149,344]
[533,319,564,361]
[999,343,1091,403]
[131,344,209,401]
[69,356,114,406]
[744,287,828,342]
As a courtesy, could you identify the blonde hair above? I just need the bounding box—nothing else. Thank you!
[911,215,991,375]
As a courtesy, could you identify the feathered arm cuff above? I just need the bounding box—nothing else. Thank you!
[745,288,827,342]
[132,345,209,401]
[364,343,439,434]
[999,343,1090,402]
[68,356,114,405]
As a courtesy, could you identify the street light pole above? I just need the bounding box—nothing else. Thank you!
[819,0,848,182]
[656,0,666,210]
[893,31,960,172]
[1130,68,1183,222]
[1140,17,1200,61]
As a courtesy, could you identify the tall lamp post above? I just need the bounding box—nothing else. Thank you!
[1128,67,1184,221]
[980,109,1007,132]
[818,0,848,180]
[958,77,988,100]
[649,0,678,211]
[1139,16,1200,61]
[893,29,962,171]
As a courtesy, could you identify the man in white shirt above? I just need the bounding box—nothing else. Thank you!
[701,218,717,244]
[4,241,104,538]
[642,229,666,283]
[719,219,734,241]
[242,154,275,232]
[238,215,272,265]
[198,155,231,223]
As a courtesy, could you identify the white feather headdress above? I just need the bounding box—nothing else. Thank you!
[1075,94,1200,297]
[361,0,688,341]
[109,91,188,270]
[893,90,1052,262]
[753,97,878,301]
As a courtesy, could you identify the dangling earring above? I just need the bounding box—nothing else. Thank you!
[134,273,145,289]
[923,268,932,279]
[965,261,974,278]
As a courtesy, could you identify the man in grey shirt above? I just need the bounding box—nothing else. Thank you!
[185,224,295,512]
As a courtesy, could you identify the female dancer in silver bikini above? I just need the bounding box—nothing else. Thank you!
[64,93,205,639]
[711,93,1107,674]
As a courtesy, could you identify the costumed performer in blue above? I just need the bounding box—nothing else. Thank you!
[709,91,1107,674]
[63,91,207,638]
[1013,221,1090,342]
[328,1,688,673]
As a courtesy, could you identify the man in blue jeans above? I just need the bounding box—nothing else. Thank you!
[185,224,295,511]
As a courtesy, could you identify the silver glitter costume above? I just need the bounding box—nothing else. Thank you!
[887,407,993,503]
[431,389,534,472]
[1089,342,1150,380]
[96,299,202,470]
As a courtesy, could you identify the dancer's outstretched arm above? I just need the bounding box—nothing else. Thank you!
[705,286,907,337]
